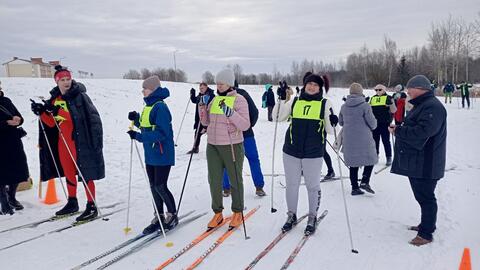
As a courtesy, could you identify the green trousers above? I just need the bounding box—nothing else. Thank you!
[206,143,244,213]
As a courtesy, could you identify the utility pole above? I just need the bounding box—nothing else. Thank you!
[173,50,178,82]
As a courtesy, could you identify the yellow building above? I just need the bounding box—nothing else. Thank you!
[2,57,60,78]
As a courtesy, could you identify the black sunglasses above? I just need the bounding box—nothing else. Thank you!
[375,89,383,91]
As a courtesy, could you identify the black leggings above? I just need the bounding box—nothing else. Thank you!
[349,166,374,189]
[146,165,176,214]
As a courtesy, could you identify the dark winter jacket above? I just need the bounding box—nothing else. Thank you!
[443,83,455,93]
[235,88,258,138]
[456,83,473,96]
[262,88,276,107]
[391,91,447,179]
[0,94,29,185]
[133,87,175,166]
[39,81,105,182]
[369,93,395,125]
[190,87,215,129]
[282,92,327,159]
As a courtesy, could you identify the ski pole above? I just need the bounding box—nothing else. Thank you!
[270,97,282,213]
[174,97,190,147]
[36,114,68,199]
[176,120,203,215]
[325,139,348,169]
[225,120,250,240]
[50,114,106,220]
[132,140,173,247]
[124,122,135,234]
[333,126,358,254]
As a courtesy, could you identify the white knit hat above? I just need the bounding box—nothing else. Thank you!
[215,69,235,87]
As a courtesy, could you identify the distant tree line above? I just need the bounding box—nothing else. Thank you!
[125,14,480,88]
[123,67,187,82]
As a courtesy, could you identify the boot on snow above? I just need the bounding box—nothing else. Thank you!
[386,156,392,166]
[409,235,432,246]
[351,188,365,196]
[229,212,243,229]
[143,214,166,235]
[75,202,98,222]
[0,186,14,215]
[7,184,24,210]
[359,183,375,194]
[164,213,179,230]
[55,197,79,216]
[282,212,297,232]
[322,171,335,181]
[207,212,223,230]
[304,215,317,236]
[255,187,266,197]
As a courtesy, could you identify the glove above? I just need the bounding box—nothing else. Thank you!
[31,101,45,116]
[365,96,370,102]
[44,102,60,116]
[295,86,300,94]
[199,95,209,106]
[329,114,339,127]
[342,96,347,102]
[277,86,286,100]
[127,130,138,140]
[190,88,196,97]
[220,102,234,117]
[128,111,139,121]
[282,80,288,90]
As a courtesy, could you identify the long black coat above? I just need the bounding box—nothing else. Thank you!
[391,91,447,179]
[39,81,105,182]
[0,94,29,185]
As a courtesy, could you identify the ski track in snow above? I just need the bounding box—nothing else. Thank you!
[0,78,479,270]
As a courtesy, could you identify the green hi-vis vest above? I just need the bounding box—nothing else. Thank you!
[140,101,163,129]
[53,99,68,122]
[210,96,236,115]
[369,95,388,106]
[289,99,326,144]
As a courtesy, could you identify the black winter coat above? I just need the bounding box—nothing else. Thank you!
[190,88,215,130]
[235,88,258,138]
[262,89,276,107]
[39,81,105,182]
[0,94,29,185]
[283,92,326,159]
[391,91,447,179]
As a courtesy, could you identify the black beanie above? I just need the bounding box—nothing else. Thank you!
[303,74,324,88]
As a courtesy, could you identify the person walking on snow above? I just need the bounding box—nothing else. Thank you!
[456,81,473,109]
[223,81,266,197]
[187,82,215,154]
[338,83,378,195]
[0,82,29,215]
[261,84,275,121]
[442,82,455,104]
[31,65,104,222]
[273,73,336,235]
[127,75,178,234]
[389,75,447,246]
[198,69,250,230]
[369,84,396,166]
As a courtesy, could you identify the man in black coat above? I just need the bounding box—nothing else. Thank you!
[222,81,266,196]
[31,66,104,222]
[389,75,447,246]
[188,82,215,154]
[0,84,29,215]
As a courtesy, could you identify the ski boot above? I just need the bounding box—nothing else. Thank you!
[7,184,24,210]
[386,156,392,166]
[304,215,317,235]
[322,171,335,181]
[359,183,375,194]
[143,214,166,235]
[282,212,297,232]
[229,212,243,229]
[255,187,266,197]
[207,212,223,230]
[351,188,365,196]
[55,197,79,216]
[76,202,98,222]
[164,213,179,230]
[0,186,14,215]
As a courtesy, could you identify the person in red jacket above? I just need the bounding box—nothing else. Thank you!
[393,84,407,125]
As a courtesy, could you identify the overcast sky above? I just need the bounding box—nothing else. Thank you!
[0,0,478,81]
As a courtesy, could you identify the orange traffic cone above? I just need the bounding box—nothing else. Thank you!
[459,248,472,270]
[43,179,60,205]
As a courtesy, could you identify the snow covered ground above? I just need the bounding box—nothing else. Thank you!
[0,77,478,270]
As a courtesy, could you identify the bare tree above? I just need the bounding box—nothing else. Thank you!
[202,71,215,84]
[123,69,141,80]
